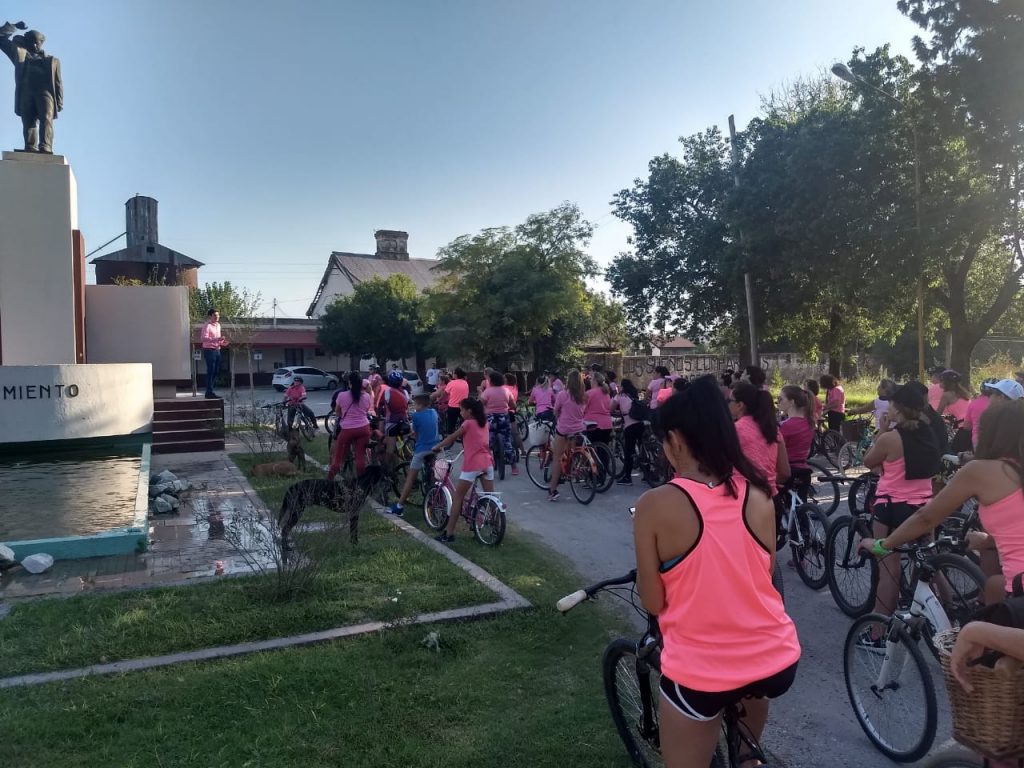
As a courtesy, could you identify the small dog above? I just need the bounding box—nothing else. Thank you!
[278,466,383,546]
[286,426,307,471]
[252,461,301,478]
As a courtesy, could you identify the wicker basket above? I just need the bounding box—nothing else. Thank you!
[433,456,452,482]
[936,629,1024,760]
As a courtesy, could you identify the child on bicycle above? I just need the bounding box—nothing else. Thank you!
[380,369,411,460]
[389,394,440,517]
[431,397,495,544]
[481,370,518,475]
[283,376,317,431]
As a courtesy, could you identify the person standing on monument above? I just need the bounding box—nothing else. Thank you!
[200,309,228,399]
[0,22,63,154]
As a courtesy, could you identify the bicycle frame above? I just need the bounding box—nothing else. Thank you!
[436,450,506,523]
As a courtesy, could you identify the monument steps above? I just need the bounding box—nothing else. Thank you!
[152,398,224,454]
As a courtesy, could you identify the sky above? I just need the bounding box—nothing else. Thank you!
[1,1,920,317]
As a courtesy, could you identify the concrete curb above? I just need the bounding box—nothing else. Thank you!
[0,450,532,690]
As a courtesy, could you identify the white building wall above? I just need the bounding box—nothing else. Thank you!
[309,270,354,317]
[0,364,153,443]
[0,152,78,364]
[86,285,191,381]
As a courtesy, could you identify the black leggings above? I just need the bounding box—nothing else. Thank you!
[826,411,845,432]
[620,422,645,478]
[446,407,460,435]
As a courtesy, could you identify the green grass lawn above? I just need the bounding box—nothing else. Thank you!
[0,466,490,678]
[0,446,636,767]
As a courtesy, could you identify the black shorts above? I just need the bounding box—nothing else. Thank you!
[873,501,922,530]
[659,661,799,721]
[385,421,411,438]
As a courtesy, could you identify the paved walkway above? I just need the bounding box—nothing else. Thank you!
[0,452,272,601]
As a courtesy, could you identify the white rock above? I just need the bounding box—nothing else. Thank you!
[157,470,177,483]
[149,483,170,498]
[172,479,189,493]
[0,543,14,562]
[153,496,173,514]
[21,553,54,574]
[158,493,180,510]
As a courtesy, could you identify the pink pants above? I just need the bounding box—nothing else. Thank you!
[328,425,371,480]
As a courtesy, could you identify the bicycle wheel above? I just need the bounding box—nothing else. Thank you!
[472,496,506,546]
[602,638,663,768]
[922,553,986,656]
[848,474,877,517]
[820,429,846,470]
[423,483,451,530]
[918,747,984,768]
[590,442,616,493]
[807,459,840,516]
[490,432,505,481]
[827,515,878,617]
[836,442,858,474]
[568,452,597,505]
[792,503,829,590]
[844,613,937,762]
[524,445,551,490]
[516,414,529,444]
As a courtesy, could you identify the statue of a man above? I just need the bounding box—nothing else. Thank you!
[0,22,63,154]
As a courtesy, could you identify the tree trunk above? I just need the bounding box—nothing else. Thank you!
[349,353,359,373]
[949,324,981,390]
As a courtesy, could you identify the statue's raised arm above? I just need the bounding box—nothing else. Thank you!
[0,22,61,154]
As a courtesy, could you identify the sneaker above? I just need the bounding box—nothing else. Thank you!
[511,465,519,476]
[616,477,633,486]
[435,533,455,544]
[855,631,885,653]
[388,503,404,517]
[547,490,560,502]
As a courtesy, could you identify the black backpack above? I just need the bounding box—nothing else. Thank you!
[628,396,650,422]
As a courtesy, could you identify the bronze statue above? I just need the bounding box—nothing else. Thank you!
[0,21,63,154]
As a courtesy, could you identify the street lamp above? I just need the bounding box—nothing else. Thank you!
[831,62,926,380]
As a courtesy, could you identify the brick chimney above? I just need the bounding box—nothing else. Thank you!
[374,230,409,261]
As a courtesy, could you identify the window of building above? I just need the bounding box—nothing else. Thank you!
[284,348,304,366]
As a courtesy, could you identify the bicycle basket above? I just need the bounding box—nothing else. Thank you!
[433,456,452,481]
[840,419,868,443]
[937,629,1024,759]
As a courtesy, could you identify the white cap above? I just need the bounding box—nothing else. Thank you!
[991,379,1024,400]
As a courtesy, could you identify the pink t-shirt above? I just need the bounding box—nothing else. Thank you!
[613,393,638,427]
[554,389,586,435]
[481,385,513,415]
[779,417,813,469]
[735,415,781,495]
[200,320,225,350]
[335,391,372,429]
[943,396,970,424]
[825,386,846,414]
[964,395,992,447]
[530,385,554,412]
[284,383,306,406]
[461,419,493,472]
[446,378,469,406]
[505,384,519,409]
[583,387,613,429]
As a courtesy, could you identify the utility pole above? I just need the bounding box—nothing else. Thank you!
[272,298,278,328]
[729,114,758,366]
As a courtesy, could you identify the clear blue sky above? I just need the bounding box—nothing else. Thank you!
[2,1,918,317]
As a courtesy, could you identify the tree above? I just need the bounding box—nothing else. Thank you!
[317,275,426,370]
[426,202,598,371]
[189,281,262,401]
[588,292,629,353]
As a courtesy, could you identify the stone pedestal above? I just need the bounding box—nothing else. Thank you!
[0,151,79,364]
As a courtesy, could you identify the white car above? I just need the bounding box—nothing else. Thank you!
[272,366,339,392]
[366,369,424,396]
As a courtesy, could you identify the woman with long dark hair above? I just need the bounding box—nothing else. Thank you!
[730,381,791,497]
[612,378,644,485]
[819,374,846,432]
[431,397,496,543]
[633,376,800,766]
[327,371,373,481]
[547,369,586,502]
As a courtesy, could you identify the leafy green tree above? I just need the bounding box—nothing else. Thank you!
[317,275,427,370]
[588,292,629,353]
[426,202,597,371]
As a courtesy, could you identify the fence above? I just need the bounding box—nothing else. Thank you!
[620,354,828,390]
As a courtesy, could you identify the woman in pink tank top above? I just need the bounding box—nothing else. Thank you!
[861,385,940,622]
[866,399,1024,606]
[633,376,800,766]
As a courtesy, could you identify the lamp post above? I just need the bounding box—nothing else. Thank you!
[831,63,926,380]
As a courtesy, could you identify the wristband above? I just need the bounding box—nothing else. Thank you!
[872,539,892,557]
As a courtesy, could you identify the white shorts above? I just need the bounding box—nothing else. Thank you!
[459,467,494,483]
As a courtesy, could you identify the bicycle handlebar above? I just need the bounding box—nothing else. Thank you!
[556,569,638,614]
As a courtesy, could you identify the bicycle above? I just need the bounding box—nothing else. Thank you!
[264,400,317,441]
[836,418,876,474]
[523,425,601,504]
[393,452,436,508]
[811,419,846,470]
[422,451,506,545]
[842,540,986,762]
[556,568,781,768]
[776,473,830,590]
[636,426,670,488]
[487,413,517,481]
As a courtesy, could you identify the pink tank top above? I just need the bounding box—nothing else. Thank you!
[658,477,801,691]
[875,456,932,505]
[978,486,1024,594]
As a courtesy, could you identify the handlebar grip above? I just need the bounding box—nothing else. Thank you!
[556,589,588,613]
[942,454,961,466]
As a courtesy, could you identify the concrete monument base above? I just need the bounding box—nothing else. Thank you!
[0,150,79,364]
